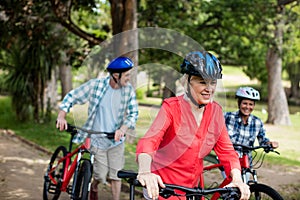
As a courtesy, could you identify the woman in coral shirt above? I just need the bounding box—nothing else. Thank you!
[136,51,250,200]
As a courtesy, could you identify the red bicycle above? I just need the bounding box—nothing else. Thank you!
[203,143,284,200]
[43,123,114,200]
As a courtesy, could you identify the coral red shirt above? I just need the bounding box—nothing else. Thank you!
[136,95,240,196]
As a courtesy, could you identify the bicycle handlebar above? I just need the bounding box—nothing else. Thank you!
[58,122,115,140]
[117,170,241,199]
[233,143,280,155]
[160,184,240,199]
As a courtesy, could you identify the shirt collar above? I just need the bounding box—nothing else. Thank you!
[236,110,253,125]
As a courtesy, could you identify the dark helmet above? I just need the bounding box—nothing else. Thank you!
[180,51,222,79]
[107,57,134,73]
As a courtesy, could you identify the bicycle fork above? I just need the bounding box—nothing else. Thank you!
[89,153,95,192]
[242,168,258,184]
[70,151,82,198]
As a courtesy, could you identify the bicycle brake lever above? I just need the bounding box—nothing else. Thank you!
[220,187,240,200]
[274,150,280,155]
[159,187,175,199]
[264,145,273,153]
[265,145,280,155]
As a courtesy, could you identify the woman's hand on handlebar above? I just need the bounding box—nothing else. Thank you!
[56,110,68,131]
[227,168,250,200]
[226,181,249,200]
[268,141,279,149]
[137,172,165,200]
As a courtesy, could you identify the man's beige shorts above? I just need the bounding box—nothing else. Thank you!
[91,143,125,183]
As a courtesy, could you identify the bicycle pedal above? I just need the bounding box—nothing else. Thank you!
[67,185,73,194]
[48,183,59,194]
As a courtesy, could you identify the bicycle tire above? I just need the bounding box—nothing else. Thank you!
[73,159,92,200]
[43,146,68,200]
[249,183,284,200]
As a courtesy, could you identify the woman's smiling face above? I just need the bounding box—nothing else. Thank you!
[239,99,255,116]
[189,75,217,105]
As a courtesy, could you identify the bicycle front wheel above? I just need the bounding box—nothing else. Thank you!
[43,146,67,200]
[249,183,284,200]
[73,159,92,200]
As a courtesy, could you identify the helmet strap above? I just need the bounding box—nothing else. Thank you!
[186,75,206,109]
[111,73,118,84]
[117,73,122,87]
[110,72,122,88]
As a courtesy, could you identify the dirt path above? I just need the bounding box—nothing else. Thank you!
[0,130,299,200]
[0,130,50,200]
[0,130,142,200]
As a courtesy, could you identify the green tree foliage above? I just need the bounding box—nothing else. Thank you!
[138,0,299,97]
[0,0,70,121]
[137,0,298,125]
[137,0,205,97]
[0,0,111,121]
[1,0,299,123]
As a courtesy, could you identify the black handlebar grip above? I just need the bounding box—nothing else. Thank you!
[65,123,76,133]
[117,170,137,179]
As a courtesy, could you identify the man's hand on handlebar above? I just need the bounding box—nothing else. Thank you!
[56,110,68,131]
[115,128,125,142]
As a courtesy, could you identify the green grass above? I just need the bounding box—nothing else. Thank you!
[138,96,162,105]
[0,96,71,152]
[222,65,247,76]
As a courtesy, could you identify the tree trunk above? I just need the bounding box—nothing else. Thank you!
[291,79,300,98]
[266,4,291,125]
[110,0,137,143]
[123,0,138,89]
[33,73,41,122]
[162,72,176,101]
[110,0,138,89]
[289,62,300,99]
[45,68,58,121]
[59,64,73,100]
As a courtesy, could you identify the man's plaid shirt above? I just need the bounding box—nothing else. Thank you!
[224,111,269,159]
[59,76,139,144]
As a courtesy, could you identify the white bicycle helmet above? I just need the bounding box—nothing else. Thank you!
[236,87,260,101]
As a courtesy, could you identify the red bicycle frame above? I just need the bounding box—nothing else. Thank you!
[202,152,250,200]
[48,138,90,192]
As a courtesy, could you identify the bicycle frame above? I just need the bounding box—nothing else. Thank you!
[44,123,111,200]
[239,153,258,184]
[202,163,232,200]
[203,145,270,200]
[48,142,92,194]
[201,153,251,200]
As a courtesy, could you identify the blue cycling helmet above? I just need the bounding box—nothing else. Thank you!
[180,51,222,79]
[107,57,134,73]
